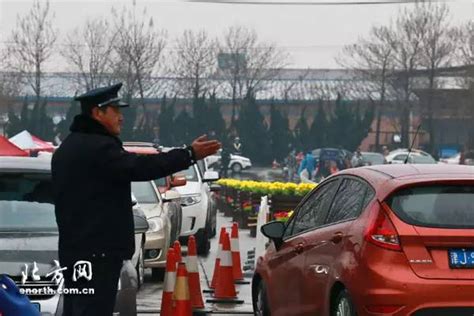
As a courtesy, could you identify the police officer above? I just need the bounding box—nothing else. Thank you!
[51,83,220,316]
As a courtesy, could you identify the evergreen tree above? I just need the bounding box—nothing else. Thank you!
[20,97,29,131]
[236,91,270,165]
[6,106,23,137]
[173,109,193,145]
[192,94,209,137]
[57,97,80,140]
[207,93,226,141]
[157,94,176,146]
[293,106,311,151]
[120,94,137,141]
[327,94,375,151]
[36,98,55,141]
[134,111,155,142]
[309,102,329,149]
[28,98,42,134]
[269,101,292,162]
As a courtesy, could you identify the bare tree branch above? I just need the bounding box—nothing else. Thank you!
[111,4,167,105]
[219,25,288,123]
[385,4,430,148]
[5,0,57,102]
[173,29,218,99]
[62,18,117,91]
[338,24,395,150]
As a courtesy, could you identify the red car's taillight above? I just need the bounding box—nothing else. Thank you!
[364,202,401,251]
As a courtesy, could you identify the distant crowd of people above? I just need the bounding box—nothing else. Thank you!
[284,145,393,183]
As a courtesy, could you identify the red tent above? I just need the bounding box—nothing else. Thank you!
[0,136,29,157]
[31,135,55,153]
[9,130,55,154]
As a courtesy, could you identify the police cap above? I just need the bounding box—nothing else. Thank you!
[75,83,129,111]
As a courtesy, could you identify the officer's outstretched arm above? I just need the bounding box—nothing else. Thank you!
[96,142,193,182]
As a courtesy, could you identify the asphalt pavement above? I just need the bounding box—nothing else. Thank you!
[137,213,256,315]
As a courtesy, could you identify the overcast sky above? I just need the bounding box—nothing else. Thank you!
[0,0,472,70]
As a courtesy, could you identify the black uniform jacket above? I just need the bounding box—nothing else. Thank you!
[52,114,192,260]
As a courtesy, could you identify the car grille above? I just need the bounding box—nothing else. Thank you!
[10,275,59,300]
[412,307,474,316]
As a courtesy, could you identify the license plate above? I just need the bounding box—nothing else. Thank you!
[32,303,41,312]
[448,248,474,269]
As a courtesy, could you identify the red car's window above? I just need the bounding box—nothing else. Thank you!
[325,179,369,224]
[284,180,339,238]
[387,185,474,229]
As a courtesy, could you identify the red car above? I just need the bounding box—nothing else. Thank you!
[253,164,474,316]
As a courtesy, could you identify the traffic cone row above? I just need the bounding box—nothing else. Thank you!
[160,238,208,316]
[231,222,244,281]
[206,223,245,304]
[173,262,192,315]
[210,227,226,289]
[186,236,205,309]
[214,232,237,298]
[160,222,246,314]
[160,248,177,316]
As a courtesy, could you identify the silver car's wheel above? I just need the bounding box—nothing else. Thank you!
[136,247,145,288]
[333,290,356,316]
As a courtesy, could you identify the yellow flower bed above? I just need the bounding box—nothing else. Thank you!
[217,179,317,196]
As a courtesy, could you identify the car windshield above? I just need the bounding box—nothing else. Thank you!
[175,165,199,182]
[0,173,57,232]
[131,181,159,204]
[387,185,474,229]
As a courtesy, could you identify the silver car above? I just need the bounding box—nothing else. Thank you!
[0,156,147,316]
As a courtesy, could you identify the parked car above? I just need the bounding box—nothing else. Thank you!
[124,143,186,281]
[205,149,252,173]
[440,151,474,165]
[440,153,461,164]
[162,147,220,255]
[253,164,474,316]
[360,152,386,166]
[0,156,148,316]
[386,150,437,164]
[197,159,221,239]
[131,180,182,281]
[312,148,351,170]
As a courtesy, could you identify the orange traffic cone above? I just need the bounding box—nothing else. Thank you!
[174,240,182,263]
[206,232,244,304]
[172,262,192,316]
[210,227,226,289]
[230,222,244,281]
[186,236,205,309]
[160,248,177,316]
[215,232,237,298]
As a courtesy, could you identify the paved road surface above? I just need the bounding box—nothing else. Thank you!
[137,212,256,315]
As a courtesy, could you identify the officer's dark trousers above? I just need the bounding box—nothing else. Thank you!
[61,255,123,316]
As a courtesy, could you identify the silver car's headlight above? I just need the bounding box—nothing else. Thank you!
[147,217,164,233]
[180,194,202,206]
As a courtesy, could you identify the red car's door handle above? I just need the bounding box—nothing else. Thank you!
[294,243,305,254]
[331,232,344,244]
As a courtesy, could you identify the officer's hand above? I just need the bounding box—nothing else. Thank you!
[191,135,221,160]
[0,274,40,316]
